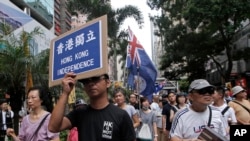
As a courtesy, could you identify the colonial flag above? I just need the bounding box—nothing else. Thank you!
[126,27,157,97]
[155,80,165,94]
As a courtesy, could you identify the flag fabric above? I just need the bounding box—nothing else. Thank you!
[155,80,166,94]
[155,83,163,94]
[126,27,157,97]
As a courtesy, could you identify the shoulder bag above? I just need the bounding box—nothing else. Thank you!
[30,113,50,141]
[232,100,250,113]
[137,110,152,140]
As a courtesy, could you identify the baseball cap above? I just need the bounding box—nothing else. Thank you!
[232,86,245,96]
[188,79,214,92]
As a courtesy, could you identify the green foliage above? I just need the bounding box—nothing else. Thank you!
[178,79,189,92]
[59,130,68,141]
[147,0,250,82]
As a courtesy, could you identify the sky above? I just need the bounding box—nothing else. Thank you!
[110,0,160,59]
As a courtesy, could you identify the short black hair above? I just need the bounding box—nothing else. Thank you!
[162,93,168,98]
[215,86,225,96]
[112,87,126,97]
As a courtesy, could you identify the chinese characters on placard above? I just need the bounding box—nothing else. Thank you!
[57,30,96,54]
[55,30,97,75]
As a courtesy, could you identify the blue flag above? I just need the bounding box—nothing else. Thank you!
[155,80,166,94]
[126,27,157,97]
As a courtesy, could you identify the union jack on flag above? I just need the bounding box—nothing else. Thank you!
[126,27,157,97]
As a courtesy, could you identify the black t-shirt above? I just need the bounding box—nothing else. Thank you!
[131,103,139,110]
[162,103,176,131]
[67,104,136,141]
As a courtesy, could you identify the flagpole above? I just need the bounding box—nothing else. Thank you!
[136,66,141,111]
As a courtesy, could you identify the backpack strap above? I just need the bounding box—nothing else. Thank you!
[207,106,212,127]
[221,106,230,116]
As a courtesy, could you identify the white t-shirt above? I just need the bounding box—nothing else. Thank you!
[150,102,160,111]
[210,103,237,127]
[124,104,137,119]
[170,106,227,139]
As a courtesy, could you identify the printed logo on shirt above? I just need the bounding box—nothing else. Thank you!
[102,121,113,139]
[193,124,214,133]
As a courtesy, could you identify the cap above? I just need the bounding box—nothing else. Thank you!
[75,99,86,106]
[188,79,213,92]
[232,86,244,96]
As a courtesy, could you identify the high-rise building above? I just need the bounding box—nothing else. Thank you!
[11,0,72,36]
[10,0,54,30]
[1,0,55,55]
[54,0,71,36]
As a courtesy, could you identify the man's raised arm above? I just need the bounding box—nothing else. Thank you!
[48,72,76,132]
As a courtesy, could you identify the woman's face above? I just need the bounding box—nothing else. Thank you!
[177,96,186,104]
[27,90,42,110]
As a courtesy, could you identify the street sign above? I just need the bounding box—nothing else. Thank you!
[49,15,108,87]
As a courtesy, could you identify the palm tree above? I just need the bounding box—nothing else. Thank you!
[0,23,42,133]
[67,0,144,80]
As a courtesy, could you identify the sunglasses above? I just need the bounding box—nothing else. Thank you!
[79,75,107,85]
[194,87,215,95]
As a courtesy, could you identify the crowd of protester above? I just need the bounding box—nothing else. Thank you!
[2,72,250,141]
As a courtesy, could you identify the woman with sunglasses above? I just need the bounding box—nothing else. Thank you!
[169,79,228,141]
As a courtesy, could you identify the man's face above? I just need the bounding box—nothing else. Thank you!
[1,102,8,111]
[189,87,214,105]
[114,92,126,105]
[82,75,111,98]
[167,93,176,103]
[211,90,221,102]
[235,90,247,99]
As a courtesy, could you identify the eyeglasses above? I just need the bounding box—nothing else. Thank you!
[79,75,106,85]
[194,87,215,95]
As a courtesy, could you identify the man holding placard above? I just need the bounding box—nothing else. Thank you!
[48,72,136,141]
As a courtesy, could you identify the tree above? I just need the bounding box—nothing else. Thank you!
[0,23,42,133]
[67,0,144,80]
[147,0,250,82]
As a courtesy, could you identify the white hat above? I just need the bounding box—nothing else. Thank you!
[188,79,213,92]
[232,86,244,96]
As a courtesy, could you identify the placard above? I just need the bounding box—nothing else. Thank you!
[49,15,108,87]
